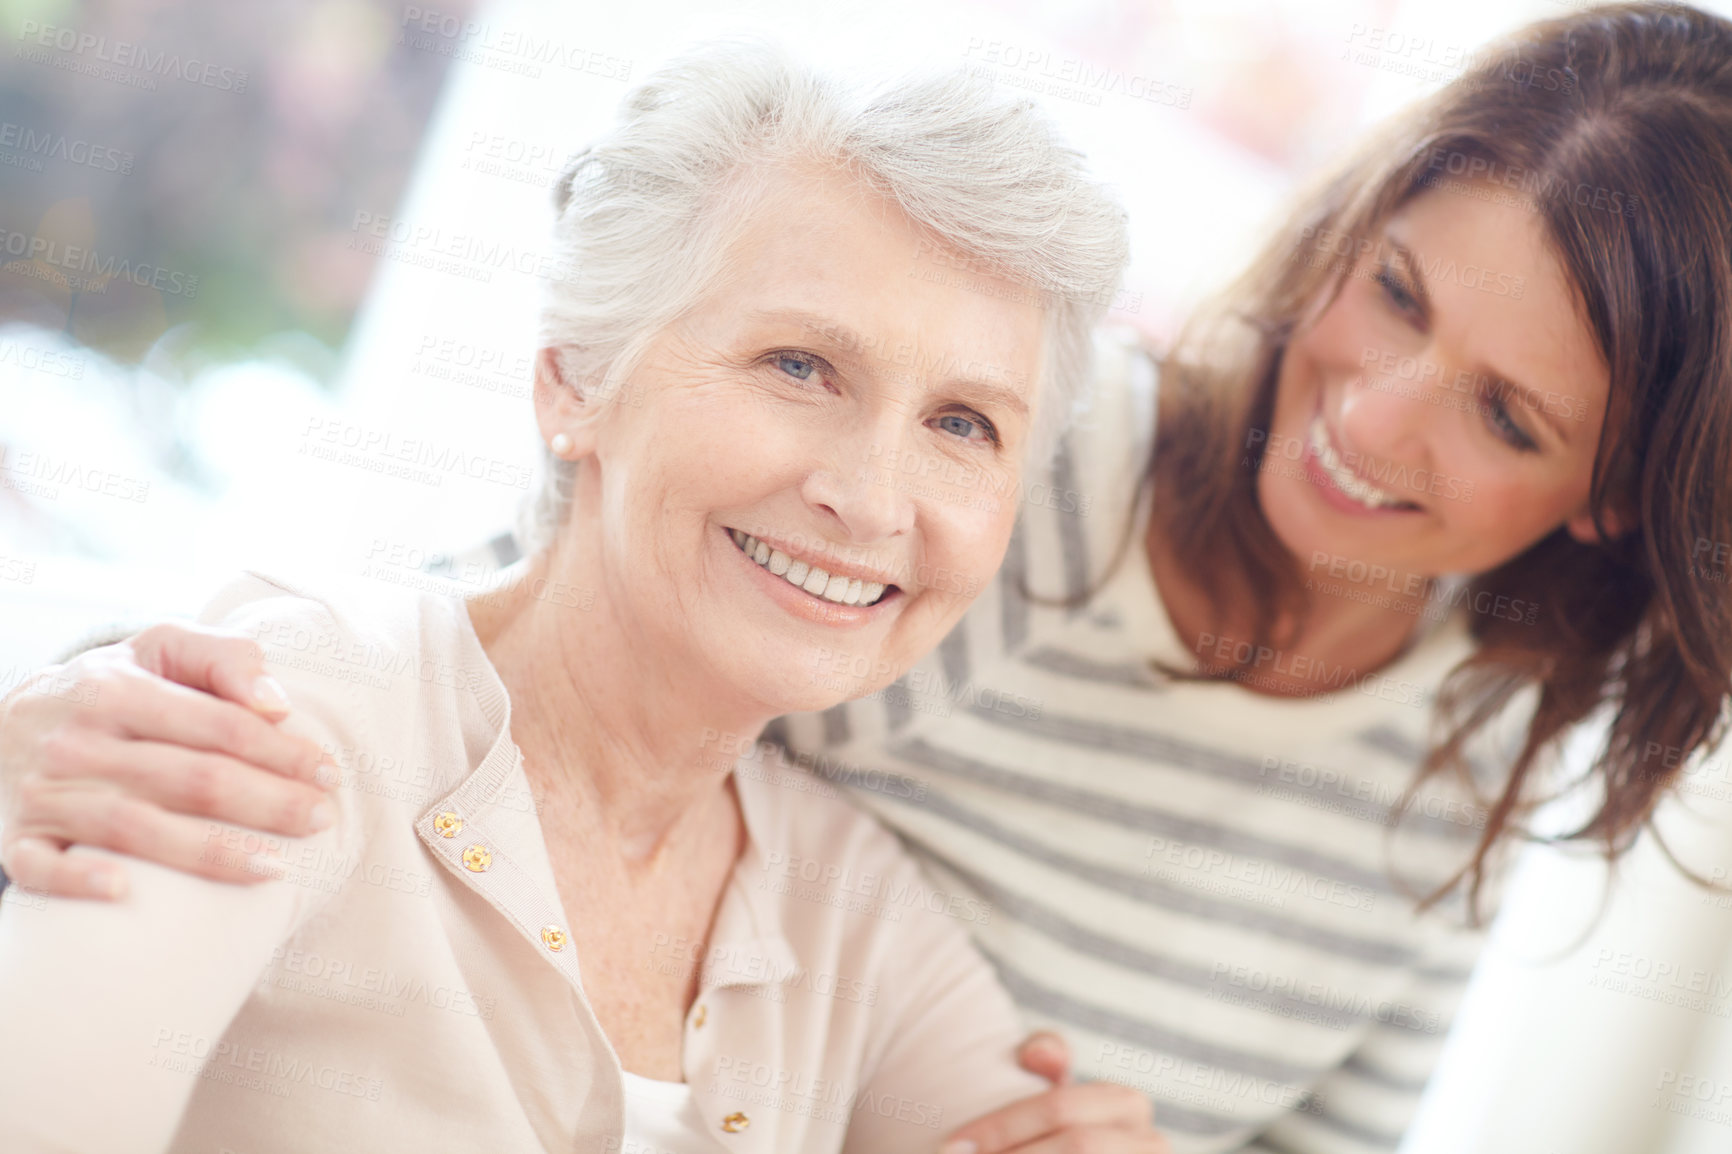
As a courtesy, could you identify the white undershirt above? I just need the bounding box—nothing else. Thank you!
[619,1070,721,1154]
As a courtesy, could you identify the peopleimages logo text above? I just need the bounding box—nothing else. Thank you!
[16,22,249,91]
[0,228,197,298]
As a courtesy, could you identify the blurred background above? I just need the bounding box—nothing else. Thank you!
[3,0,1732,1150]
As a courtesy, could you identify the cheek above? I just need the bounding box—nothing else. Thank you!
[1309,296,1397,377]
[1421,452,1590,573]
[620,392,780,505]
[917,486,1017,603]
[1288,283,1420,397]
[1273,326,1348,433]
[593,416,733,577]
[1451,468,1578,530]
[1305,300,1363,363]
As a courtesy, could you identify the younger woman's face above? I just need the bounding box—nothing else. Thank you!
[1261,180,1615,586]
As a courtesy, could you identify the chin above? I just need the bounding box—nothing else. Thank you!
[757,676,862,718]
[716,644,866,717]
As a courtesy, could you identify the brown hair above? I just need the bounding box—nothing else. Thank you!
[1155,2,1732,920]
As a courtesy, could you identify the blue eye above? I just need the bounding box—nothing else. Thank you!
[776,353,818,381]
[933,411,997,444]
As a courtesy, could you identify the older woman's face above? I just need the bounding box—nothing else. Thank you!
[557,171,1045,713]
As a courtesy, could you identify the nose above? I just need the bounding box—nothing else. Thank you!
[800,409,917,543]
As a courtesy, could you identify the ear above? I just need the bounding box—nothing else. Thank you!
[533,347,605,458]
[1564,501,1636,546]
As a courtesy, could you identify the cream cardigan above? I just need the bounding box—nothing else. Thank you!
[0,572,1044,1153]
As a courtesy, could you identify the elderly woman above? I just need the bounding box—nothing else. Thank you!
[0,45,1160,1154]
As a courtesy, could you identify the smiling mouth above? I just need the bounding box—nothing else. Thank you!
[1306,415,1420,512]
[728,529,894,607]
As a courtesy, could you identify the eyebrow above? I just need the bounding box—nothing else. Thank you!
[1384,240,1572,444]
[745,307,1031,417]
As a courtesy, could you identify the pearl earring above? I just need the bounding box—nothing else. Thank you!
[549,433,574,458]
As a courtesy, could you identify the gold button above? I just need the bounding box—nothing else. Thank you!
[433,811,463,838]
[720,1112,750,1133]
[692,1003,707,1029]
[540,924,567,952]
[462,844,492,872]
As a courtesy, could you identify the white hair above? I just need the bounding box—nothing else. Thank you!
[524,39,1130,549]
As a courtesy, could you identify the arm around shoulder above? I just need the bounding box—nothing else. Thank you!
[0,575,365,1153]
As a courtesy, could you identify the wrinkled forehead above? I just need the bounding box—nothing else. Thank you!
[699,167,1048,403]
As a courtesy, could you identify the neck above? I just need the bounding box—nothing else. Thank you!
[466,541,770,862]
[1145,501,1430,696]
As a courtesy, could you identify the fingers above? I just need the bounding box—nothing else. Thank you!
[96,664,324,784]
[129,623,289,717]
[0,628,331,892]
[944,1084,1155,1154]
[1018,1030,1074,1085]
[1,835,129,901]
[4,630,324,785]
[8,785,285,886]
[35,731,333,837]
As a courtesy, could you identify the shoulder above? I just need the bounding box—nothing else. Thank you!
[197,570,485,698]
[184,573,468,908]
[199,570,444,654]
[1007,327,1158,608]
[195,571,488,818]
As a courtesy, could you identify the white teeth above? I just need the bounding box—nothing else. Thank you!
[728,528,891,606]
[1306,417,1404,509]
